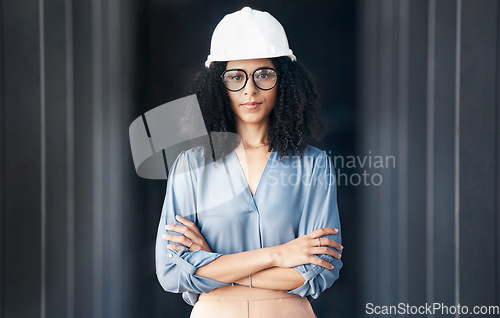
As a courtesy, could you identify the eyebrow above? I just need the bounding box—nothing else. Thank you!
[226,66,274,71]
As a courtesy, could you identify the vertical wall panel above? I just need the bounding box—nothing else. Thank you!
[376,0,412,305]
[459,0,498,307]
[358,0,500,316]
[44,0,70,317]
[64,0,76,316]
[430,0,457,306]
[1,0,137,317]
[497,0,500,308]
[73,1,95,316]
[357,0,381,313]
[0,0,4,315]
[106,0,122,316]
[378,0,396,306]
[91,0,105,317]
[388,1,400,305]
[3,1,43,317]
[396,0,410,304]
[406,0,428,307]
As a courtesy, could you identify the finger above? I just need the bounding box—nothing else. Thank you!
[165,224,188,235]
[309,256,335,270]
[311,237,326,247]
[162,234,193,248]
[312,247,342,259]
[165,224,198,241]
[175,215,203,237]
[323,238,343,251]
[307,227,338,238]
[167,244,185,251]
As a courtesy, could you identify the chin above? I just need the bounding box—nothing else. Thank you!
[236,111,269,123]
[232,107,270,124]
[236,114,268,124]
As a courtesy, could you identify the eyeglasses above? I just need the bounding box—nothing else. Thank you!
[221,67,279,92]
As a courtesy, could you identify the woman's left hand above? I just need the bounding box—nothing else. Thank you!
[162,215,212,252]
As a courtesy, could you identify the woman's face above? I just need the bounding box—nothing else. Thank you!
[224,58,278,126]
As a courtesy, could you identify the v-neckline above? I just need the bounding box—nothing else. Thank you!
[231,149,274,199]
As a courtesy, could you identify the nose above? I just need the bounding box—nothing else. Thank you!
[242,74,258,95]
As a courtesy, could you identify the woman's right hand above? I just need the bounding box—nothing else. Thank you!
[270,228,343,269]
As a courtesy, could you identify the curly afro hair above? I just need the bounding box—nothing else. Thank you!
[183,56,325,162]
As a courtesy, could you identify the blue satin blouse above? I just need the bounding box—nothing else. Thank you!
[155,145,342,306]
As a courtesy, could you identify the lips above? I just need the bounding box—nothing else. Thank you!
[241,102,262,110]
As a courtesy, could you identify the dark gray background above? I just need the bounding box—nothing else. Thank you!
[1,0,499,317]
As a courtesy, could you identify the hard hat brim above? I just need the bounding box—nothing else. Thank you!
[205,52,297,68]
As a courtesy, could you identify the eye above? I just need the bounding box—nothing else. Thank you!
[224,71,245,82]
[255,70,275,80]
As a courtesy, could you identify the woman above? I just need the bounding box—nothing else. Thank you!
[156,7,343,317]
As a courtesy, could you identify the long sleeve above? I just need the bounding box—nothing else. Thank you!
[155,150,229,305]
[286,151,343,300]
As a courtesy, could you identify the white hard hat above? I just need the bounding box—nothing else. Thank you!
[205,7,297,68]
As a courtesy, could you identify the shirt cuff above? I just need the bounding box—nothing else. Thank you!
[182,291,199,306]
[171,249,223,274]
[157,245,229,296]
[286,254,334,297]
[172,249,228,306]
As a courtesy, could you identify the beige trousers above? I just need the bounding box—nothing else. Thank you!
[190,285,318,318]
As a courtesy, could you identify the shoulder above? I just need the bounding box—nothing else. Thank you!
[301,145,328,159]
[287,145,330,164]
[303,145,332,171]
[182,145,206,159]
[299,146,335,186]
[277,145,331,172]
[173,146,207,171]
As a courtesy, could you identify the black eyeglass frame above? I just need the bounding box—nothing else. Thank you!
[221,67,279,92]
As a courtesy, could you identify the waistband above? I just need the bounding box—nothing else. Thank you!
[198,284,301,301]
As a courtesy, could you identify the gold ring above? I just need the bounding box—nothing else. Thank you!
[188,241,194,248]
[317,237,321,247]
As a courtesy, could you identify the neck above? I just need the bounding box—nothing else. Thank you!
[235,119,269,147]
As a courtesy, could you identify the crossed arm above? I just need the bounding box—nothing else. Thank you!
[233,267,307,290]
[163,215,342,291]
